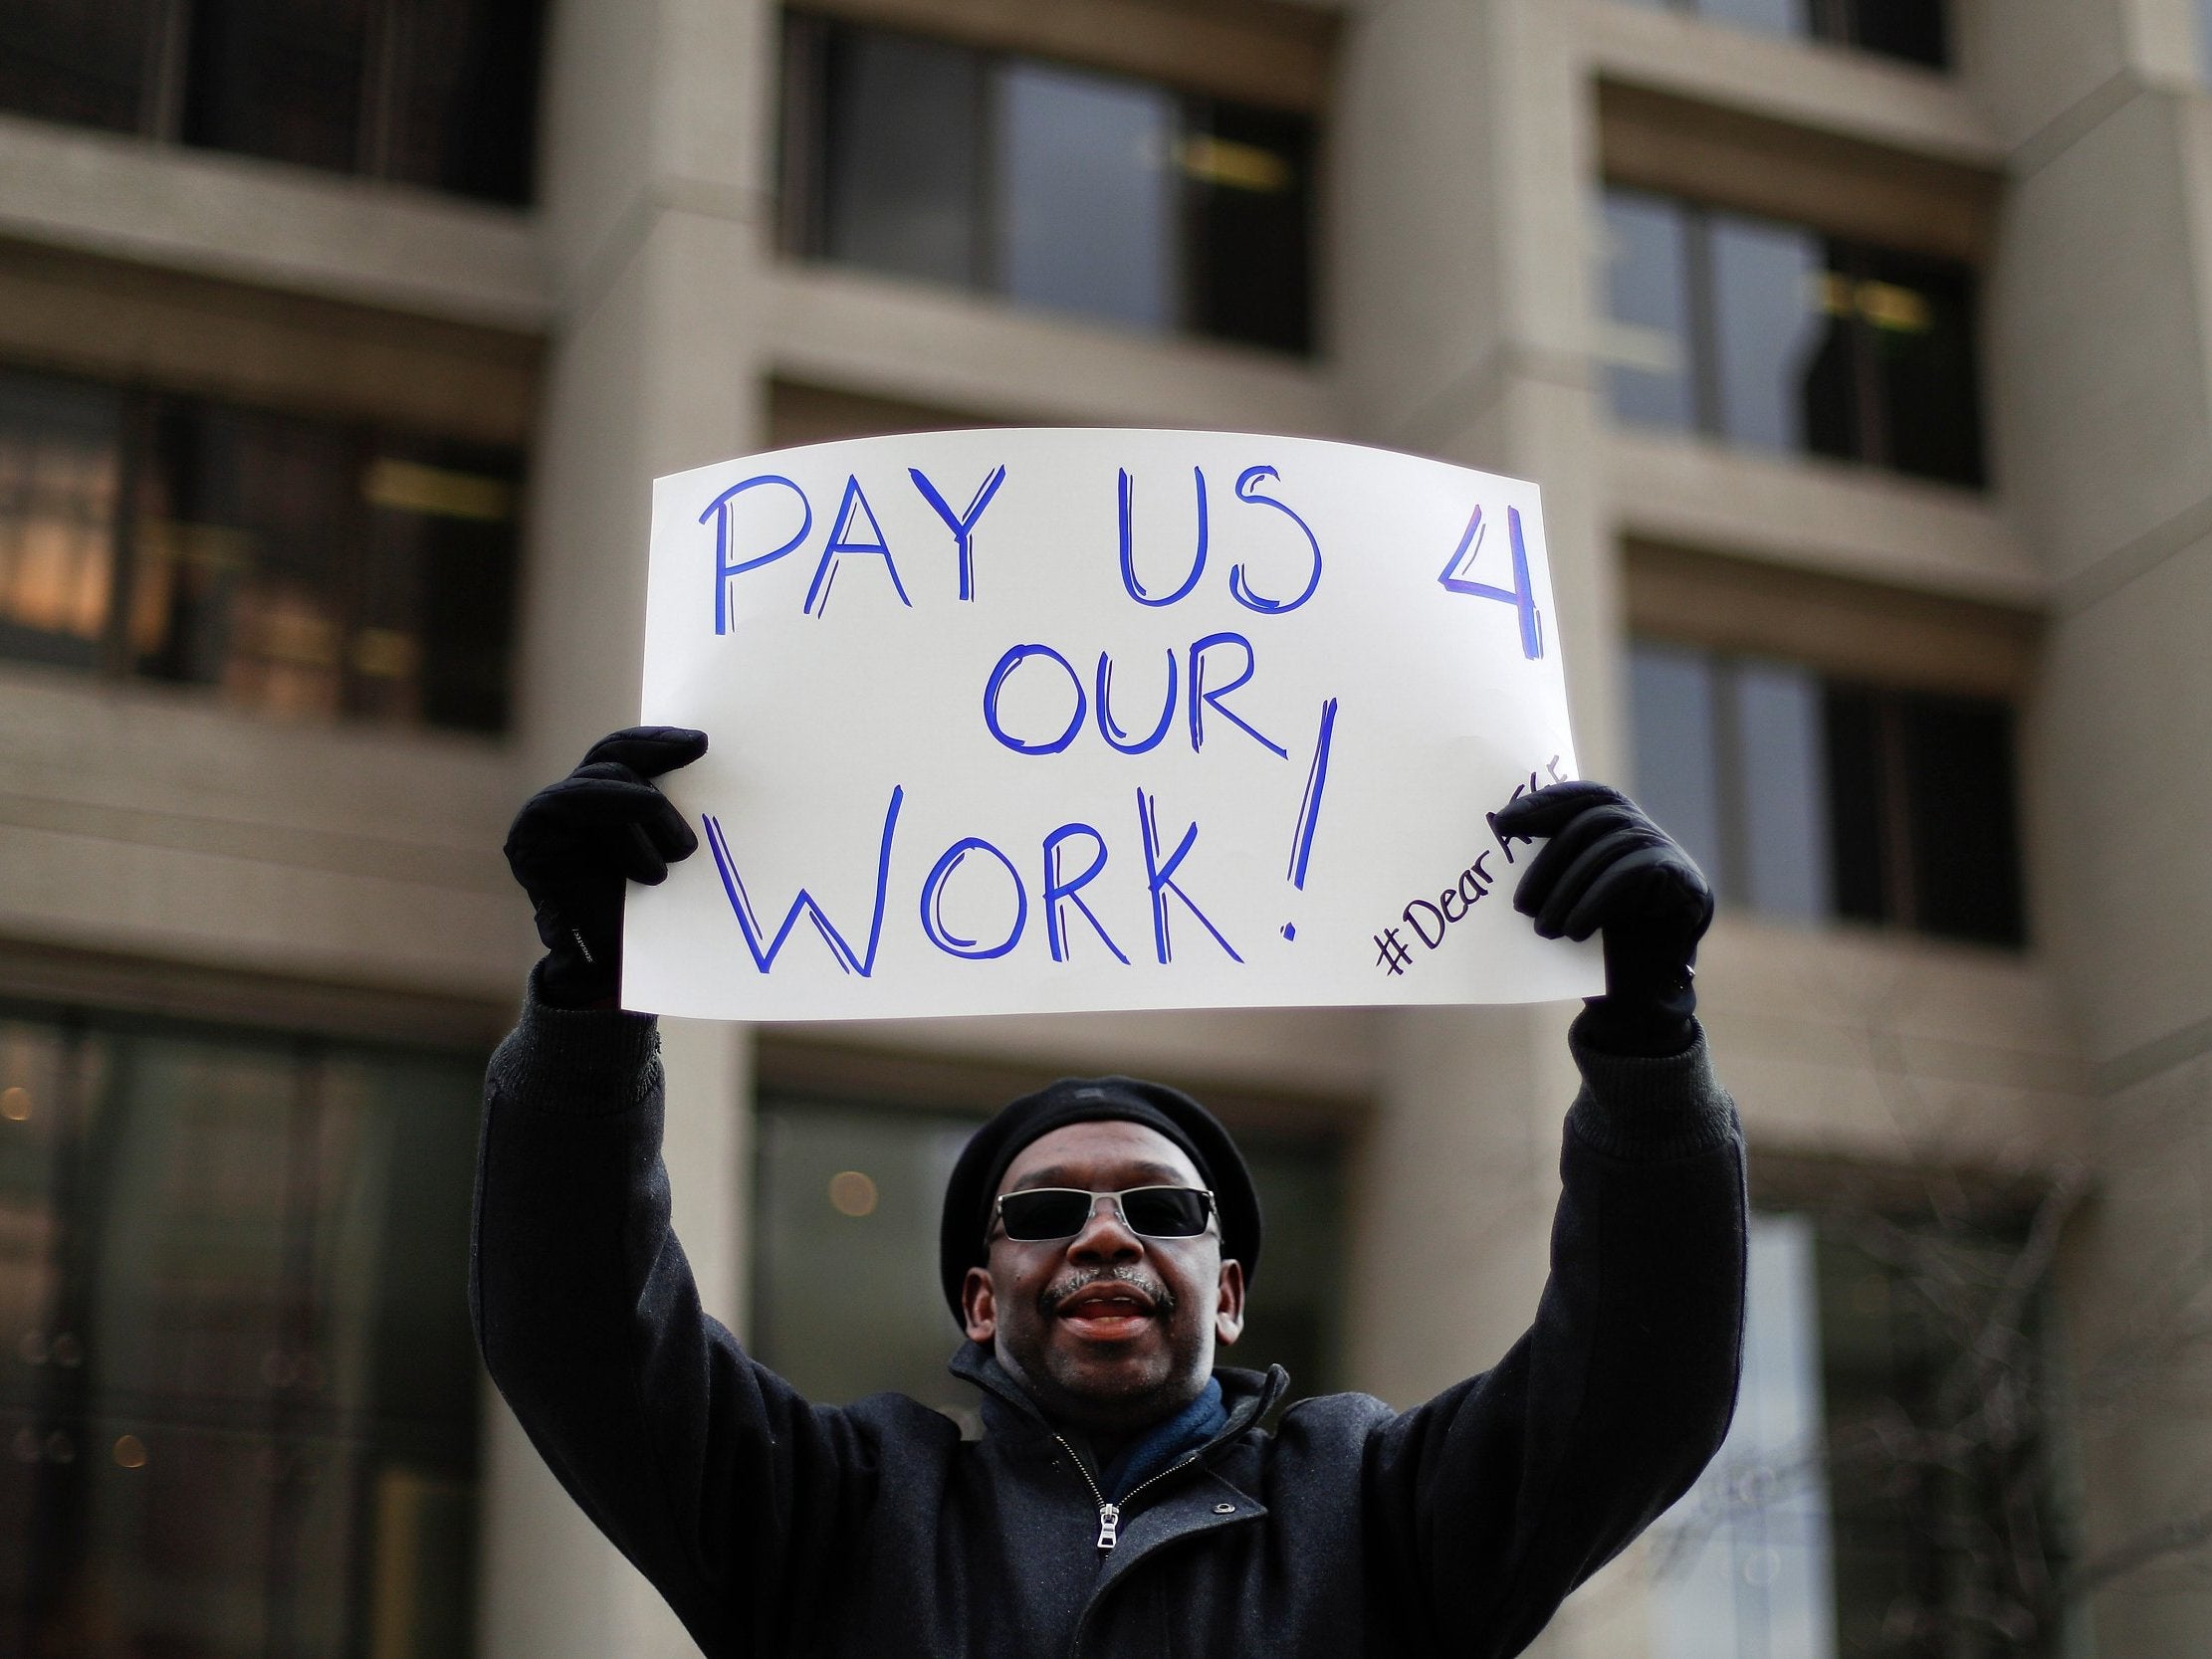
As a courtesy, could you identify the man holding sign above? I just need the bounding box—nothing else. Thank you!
[478,433,1741,1654]
[476,726,1744,1657]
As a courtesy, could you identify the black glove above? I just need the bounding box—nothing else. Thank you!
[503,726,709,1009]
[1491,780,1714,1058]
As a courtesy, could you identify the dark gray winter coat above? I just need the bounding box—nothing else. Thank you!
[472,995,1746,1658]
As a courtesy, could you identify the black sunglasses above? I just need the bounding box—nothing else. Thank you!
[994,1185,1216,1243]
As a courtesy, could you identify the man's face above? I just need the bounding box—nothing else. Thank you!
[962,1120,1245,1436]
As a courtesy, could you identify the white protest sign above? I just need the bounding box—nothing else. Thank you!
[625,429,1602,1021]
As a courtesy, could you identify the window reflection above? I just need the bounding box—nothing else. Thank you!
[1628,643,1726,883]
[997,63,1178,331]
[1651,1214,1839,1659]
[1601,191,1698,431]
[1655,1204,2068,1657]
[0,376,121,671]
[1699,0,1814,40]
[136,403,355,718]
[1734,662,1833,922]
[1708,215,1844,458]
[0,1011,484,1659]
[0,367,523,735]
[787,17,1317,353]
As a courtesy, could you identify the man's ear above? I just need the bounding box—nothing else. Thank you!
[962,1266,998,1344]
[1214,1258,1246,1347]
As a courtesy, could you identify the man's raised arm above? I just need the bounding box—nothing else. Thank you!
[1360,784,1748,1656]
[472,728,888,1656]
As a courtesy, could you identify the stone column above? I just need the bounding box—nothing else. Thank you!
[476,0,774,1653]
[1331,3,1624,1654]
[1976,1,2212,1651]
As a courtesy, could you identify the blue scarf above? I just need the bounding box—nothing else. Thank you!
[1097,1377,1227,1502]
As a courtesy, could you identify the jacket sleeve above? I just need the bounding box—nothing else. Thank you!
[470,982,872,1657]
[1362,1013,1748,1658]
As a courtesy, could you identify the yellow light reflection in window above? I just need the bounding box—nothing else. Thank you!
[1813,272,1933,333]
[0,432,117,639]
[363,458,515,523]
[352,627,421,680]
[1176,135,1291,194]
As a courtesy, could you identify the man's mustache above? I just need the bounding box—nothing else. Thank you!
[1038,1266,1177,1320]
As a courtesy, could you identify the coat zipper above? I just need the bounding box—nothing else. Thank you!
[1052,1433,1203,1554]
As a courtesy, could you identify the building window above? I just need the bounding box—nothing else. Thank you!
[1629,640,2024,946]
[1651,1202,2071,1658]
[781,16,1317,354]
[1600,187,1985,489]
[753,1091,1344,1416]
[0,0,544,205]
[1618,0,1950,69]
[0,1004,486,1657]
[0,365,523,733]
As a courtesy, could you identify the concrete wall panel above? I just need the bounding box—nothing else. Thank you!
[2030,535,2212,1064]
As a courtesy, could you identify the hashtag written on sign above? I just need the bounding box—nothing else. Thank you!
[1371,760,1569,979]
[1374,928,1413,976]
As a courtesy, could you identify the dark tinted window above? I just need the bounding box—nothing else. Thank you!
[386,0,545,202]
[1900,694,2022,945]
[1179,100,1315,352]
[182,0,370,174]
[1633,641,2025,947]
[360,440,523,732]
[1846,0,1949,68]
[1862,247,1984,488]
[1602,190,1986,488]
[1823,683,1893,927]
[787,17,1318,354]
[819,30,984,288]
[0,366,522,735]
[0,0,160,134]
[1821,682,2026,945]
[0,0,543,205]
[1619,0,1949,68]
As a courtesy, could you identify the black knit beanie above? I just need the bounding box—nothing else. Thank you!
[938,1076,1262,1324]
